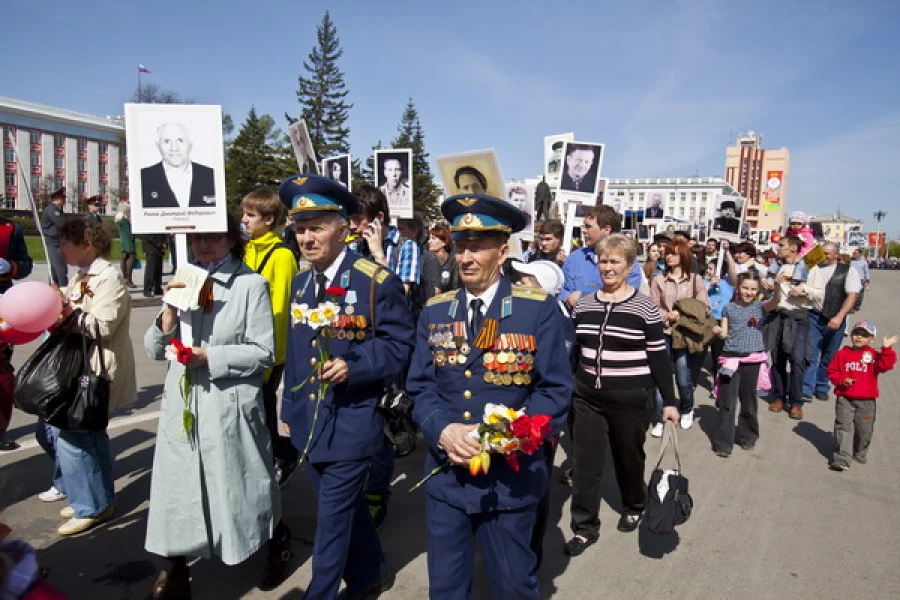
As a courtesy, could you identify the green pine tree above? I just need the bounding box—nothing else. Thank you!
[224,106,294,211]
[391,99,440,220]
[294,11,352,160]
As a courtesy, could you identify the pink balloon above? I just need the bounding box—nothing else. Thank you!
[0,282,62,333]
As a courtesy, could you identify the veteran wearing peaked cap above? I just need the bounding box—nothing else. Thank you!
[408,193,572,598]
[278,174,413,599]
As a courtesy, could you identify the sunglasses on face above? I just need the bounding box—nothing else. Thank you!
[190,233,226,243]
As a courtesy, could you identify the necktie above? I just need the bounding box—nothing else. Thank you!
[470,298,484,334]
[315,272,328,304]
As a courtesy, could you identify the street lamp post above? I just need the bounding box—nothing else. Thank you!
[873,210,887,265]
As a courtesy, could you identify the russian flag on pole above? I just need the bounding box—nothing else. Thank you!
[138,64,151,73]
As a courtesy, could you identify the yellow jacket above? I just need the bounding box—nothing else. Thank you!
[244,231,297,367]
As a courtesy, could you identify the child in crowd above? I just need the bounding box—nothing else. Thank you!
[786,211,816,257]
[711,271,780,457]
[826,320,897,471]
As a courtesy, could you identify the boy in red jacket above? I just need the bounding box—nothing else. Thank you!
[827,320,898,471]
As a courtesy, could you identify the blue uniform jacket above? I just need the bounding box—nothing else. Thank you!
[282,252,415,463]
[408,277,573,514]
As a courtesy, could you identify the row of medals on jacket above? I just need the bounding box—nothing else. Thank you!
[429,322,536,386]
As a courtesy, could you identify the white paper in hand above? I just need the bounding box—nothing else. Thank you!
[161,263,209,311]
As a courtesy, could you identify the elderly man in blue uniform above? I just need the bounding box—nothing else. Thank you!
[408,195,573,599]
[561,204,643,310]
[280,175,414,600]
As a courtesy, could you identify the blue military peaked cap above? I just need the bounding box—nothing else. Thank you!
[278,174,359,221]
[441,194,528,241]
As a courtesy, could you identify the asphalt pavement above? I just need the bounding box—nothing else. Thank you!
[2,264,900,599]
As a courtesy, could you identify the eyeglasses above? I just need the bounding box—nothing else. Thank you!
[189,233,226,243]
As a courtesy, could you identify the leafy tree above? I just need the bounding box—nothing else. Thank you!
[224,106,295,211]
[390,99,440,220]
[353,140,382,190]
[292,11,352,160]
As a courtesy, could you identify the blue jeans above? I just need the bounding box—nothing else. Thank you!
[771,310,810,406]
[56,429,115,518]
[803,312,846,397]
[35,419,63,493]
[654,338,703,422]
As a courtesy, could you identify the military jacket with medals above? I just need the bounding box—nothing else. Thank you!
[282,251,415,463]
[408,276,573,513]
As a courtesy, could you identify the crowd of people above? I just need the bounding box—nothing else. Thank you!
[1,182,896,600]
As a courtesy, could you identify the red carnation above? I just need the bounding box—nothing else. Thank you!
[505,452,520,472]
[510,414,532,439]
[325,286,346,298]
[171,339,193,365]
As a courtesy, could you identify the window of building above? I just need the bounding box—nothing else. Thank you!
[638,192,645,203]
[689,208,696,219]
[31,175,40,191]
[5,173,15,187]
[701,192,708,202]
[77,181,85,195]
[30,130,41,144]
[54,177,64,190]
[4,148,13,162]
[99,162,106,175]
[680,192,686,202]
[669,192,676,202]
[679,207,685,218]
[30,151,40,166]
[700,207,707,219]
[99,141,107,154]
[78,159,85,172]
[55,134,65,147]
[690,192,697,202]
[54,155,64,169]
[77,138,87,151]
[99,182,107,195]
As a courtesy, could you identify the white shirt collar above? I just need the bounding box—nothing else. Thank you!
[465,278,501,316]
[316,247,348,287]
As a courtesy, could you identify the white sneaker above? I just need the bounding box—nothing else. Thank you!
[680,411,694,430]
[650,423,664,438]
[38,486,66,502]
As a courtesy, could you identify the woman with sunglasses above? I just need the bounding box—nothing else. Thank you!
[144,213,289,598]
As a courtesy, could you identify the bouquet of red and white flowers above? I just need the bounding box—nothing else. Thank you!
[411,403,552,491]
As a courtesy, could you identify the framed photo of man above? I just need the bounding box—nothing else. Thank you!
[756,229,771,247]
[645,191,666,219]
[543,132,574,188]
[288,119,318,173]
[322,154,351,190]
[374,149,413,219]
[436,149,505,198]
[556,141,604,197]
[505,180,536,240]
[711,195,745,240]
[846,230,866,248]
[124,103,227,235]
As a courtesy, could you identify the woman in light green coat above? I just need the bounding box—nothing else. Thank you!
[143,214,291,598]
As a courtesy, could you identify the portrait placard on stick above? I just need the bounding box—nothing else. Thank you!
[543,132,574,188]
[436,149,505,198]
[375,149,413,219]
[288,120,318,173]
[711,195,745,241]
[124,103,228,234]
[321,154,351,190]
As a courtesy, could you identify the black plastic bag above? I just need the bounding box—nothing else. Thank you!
[378,384,417,457]
[645,422,693,534]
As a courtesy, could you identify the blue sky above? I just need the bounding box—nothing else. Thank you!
[4,0,899,236]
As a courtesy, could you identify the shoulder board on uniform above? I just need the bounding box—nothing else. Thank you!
[353,258,390,283]
[511,285,549,302]
[426,289,459,306]
[297,263,311,274]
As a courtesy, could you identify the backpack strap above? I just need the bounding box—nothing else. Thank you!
[254,243,290,275]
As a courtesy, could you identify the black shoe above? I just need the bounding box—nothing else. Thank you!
[616,512,642,532]
[814,391,829,401]
[338,572,395,600]
[364,493,387,530]
[148,567,191,600]
[258,524,293,591]
[828,461,846,472]
[143,291,154,298]
[559,467,574,486]
[564,534,597,556]
[0,438,20,451]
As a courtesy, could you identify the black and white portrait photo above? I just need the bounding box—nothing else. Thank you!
[645,191,665,219]
[558,141,604,196]
[322,154,351,189]
[637,223,652,242]
[375,149,413,219]
[712,195,744,237]
[846,230,866,248]
[543,133,573,187]
[756,230,771,247]
[125,103,227,234]
[288,119,318,173]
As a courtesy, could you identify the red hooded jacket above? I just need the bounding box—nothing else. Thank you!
[827,345,897,400]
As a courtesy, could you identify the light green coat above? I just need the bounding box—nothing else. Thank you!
[143,257,279,565]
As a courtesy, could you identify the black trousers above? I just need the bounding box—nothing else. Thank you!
[46,242,68,287]
[570,383,652,538]
[262,363,297,466]
[143,248,164,295]
[712,361,761,453]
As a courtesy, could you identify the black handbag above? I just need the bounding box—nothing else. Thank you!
[645,422,693,534]
[14,315,109,431]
